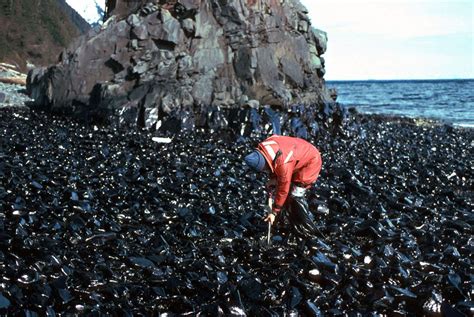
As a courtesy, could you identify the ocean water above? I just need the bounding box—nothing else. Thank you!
[326,79,474,128]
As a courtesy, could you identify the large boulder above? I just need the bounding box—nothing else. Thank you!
[28,0,332,129]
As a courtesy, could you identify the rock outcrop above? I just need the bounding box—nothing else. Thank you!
[28,0,331,131]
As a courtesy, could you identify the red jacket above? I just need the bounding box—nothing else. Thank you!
[257,135,322,213]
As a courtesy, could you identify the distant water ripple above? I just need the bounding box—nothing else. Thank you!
[327,79,474,127]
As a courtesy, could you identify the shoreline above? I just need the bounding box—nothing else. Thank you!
[1,101,473,131]
[352,111,474,130]
[0,106,471,315]
[1,77,473,129]
[347,109,474,130]
[326,79,474,129]
[327,78,474,83]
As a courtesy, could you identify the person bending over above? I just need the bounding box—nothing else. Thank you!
[244,135,322,225]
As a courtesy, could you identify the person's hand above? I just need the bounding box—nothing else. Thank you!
[264,212,276,225]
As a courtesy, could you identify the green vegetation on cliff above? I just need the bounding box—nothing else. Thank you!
[0,0,88,71]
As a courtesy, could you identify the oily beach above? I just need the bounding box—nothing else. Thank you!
[0,104,472,315]
[1,0,473,315]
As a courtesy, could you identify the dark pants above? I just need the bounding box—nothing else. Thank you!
[286,196,317,239]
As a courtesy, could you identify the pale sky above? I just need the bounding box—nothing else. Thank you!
[66,0,104,25]
[300,0,474,80]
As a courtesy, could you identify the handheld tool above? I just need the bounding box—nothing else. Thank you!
[267,197,272,245]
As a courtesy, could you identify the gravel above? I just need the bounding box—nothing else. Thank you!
[0,82,32,107]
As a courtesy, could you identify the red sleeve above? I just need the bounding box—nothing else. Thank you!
[272,159,295,213]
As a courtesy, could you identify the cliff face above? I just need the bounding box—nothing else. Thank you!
[0,0,90,71]
[28,0,331,130]
[105,0,149,20]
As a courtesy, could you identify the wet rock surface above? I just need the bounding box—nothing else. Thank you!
[0,64,32,106]
[0,107,472,315]
[0,83,33,107]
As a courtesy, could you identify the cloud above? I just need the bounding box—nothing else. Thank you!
[299,0,473,79]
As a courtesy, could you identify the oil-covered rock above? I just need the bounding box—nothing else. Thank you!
[0,107,472,315]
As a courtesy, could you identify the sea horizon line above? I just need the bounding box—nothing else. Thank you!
[326,78,474,83]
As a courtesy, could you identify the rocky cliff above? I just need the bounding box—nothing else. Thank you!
[0,0,91,71]
[28,0,332,132]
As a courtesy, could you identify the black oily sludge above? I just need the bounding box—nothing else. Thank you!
[0,107,472,316]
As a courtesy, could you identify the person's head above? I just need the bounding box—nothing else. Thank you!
[244,150,268,172]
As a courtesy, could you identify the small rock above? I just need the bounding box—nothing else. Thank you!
[126,14,141,27]
[246,99,260,109]
[0,293,10,309]
[181,18,195,35]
